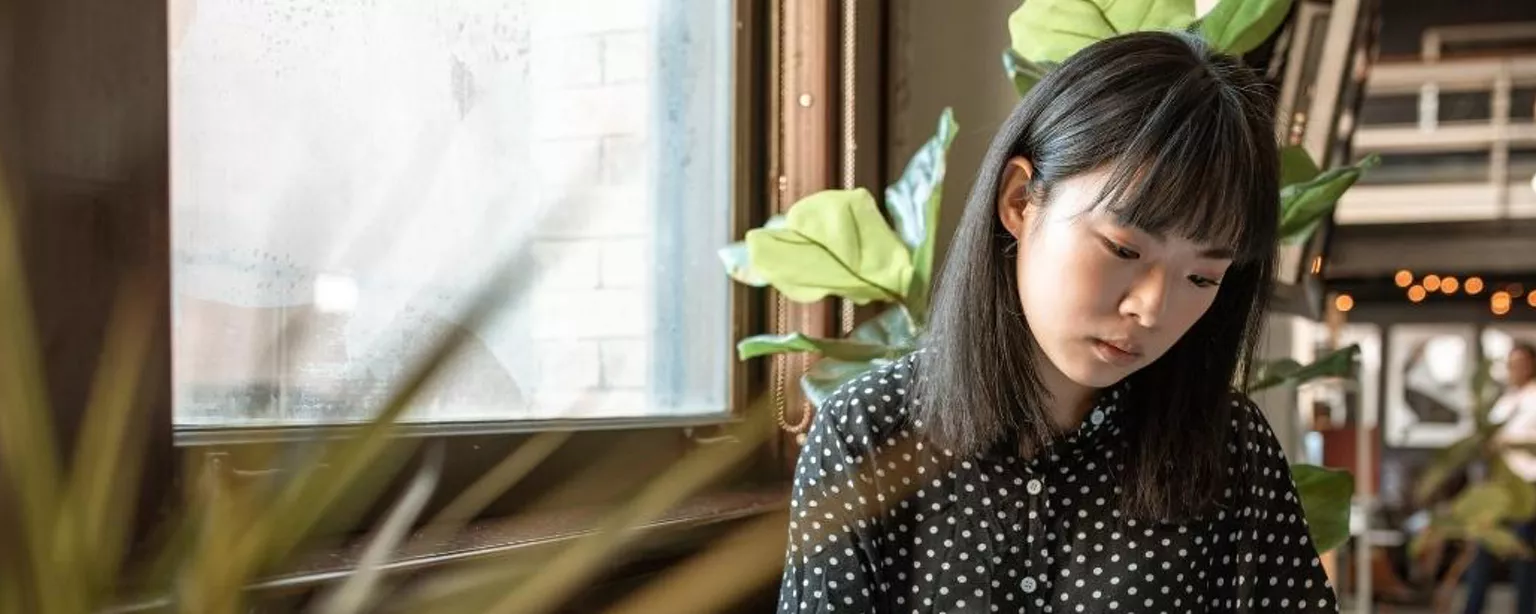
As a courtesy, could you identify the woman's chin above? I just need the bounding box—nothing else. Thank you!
[1061,359,1131,389]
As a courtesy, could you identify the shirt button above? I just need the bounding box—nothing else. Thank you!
[1021,577,1038,593]
[1089,410,1105,426]
[1027,478,1043,495]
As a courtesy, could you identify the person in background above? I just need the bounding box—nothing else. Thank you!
[1463,342,1536,614]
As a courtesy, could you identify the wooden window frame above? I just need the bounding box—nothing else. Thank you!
[1,0,885,604]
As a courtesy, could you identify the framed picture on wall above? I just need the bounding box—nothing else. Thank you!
[1386,324,1477,447]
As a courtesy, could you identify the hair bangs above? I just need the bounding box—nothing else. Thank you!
[1087,72,1277,265]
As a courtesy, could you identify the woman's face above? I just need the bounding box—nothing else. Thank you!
[1511,348,1535,388]
[999,158,1235,390]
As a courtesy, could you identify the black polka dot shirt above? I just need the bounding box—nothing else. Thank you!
[778,354,1338,613]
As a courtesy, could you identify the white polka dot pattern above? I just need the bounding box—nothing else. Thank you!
[777,353,1338,613]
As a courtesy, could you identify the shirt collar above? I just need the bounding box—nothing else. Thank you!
[1062,380,1128,446]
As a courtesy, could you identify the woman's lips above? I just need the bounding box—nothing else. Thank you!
[1091,338,1142,366]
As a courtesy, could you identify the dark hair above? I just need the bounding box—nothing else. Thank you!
[913,31,1280,521]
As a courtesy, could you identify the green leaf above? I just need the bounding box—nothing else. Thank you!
[1279,154,1380,245]
[1492,456,1536,522]
[1002,49,1054,97]
[719,215,788,287]
[800,357,884,409]
[1472,525,1533,559]
[747,188,914,305]
[1452,483,1514,529]
[1415,434,1487,504]
[1247,344,1359,393]
[718,242,768,287]
[851,305,919,351]
[1279,146,1321,187]
[885,109,958,323]
[735,333,900,362]
[1198,0,1294,55]
[1292,463,1354,553]
[1009,0,1197,65]
[1248,358,1302,394]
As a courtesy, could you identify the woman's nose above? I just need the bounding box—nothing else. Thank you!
[1120,268,1169,329]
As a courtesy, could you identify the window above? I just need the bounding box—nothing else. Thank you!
[170,0,737,426]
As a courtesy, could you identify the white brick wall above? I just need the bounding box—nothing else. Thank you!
[600,338,649,388]
[531,240,601,289]
[532,84,649,139]
[172,0,694,424]
[521,1,657,415]
[599,238,647,289]
[602,32,649,83]
[533,0,652,37]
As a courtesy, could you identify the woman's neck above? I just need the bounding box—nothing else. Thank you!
[1035,356,1101,432]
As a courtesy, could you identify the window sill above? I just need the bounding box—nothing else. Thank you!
[113,485,788,613]
[173,412,741,447]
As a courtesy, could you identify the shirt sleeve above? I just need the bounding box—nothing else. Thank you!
[777,381,886,614]
[1218,396,1340,613]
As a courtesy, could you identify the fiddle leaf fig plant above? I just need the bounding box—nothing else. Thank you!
[722,108,957,408]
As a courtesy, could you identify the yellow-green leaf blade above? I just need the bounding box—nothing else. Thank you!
[1009,0,1197,65]
[746,188,913,305]
[1198,0,1293,55]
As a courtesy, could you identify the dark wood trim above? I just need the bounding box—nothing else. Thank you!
[1327,218,1536,279]
[1,0,175,547]
[777,1,840,379]
[107,488,787,612]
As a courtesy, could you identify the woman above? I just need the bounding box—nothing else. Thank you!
[777,32,1337,613]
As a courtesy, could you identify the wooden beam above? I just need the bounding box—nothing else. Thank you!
[1327,219,1536,277]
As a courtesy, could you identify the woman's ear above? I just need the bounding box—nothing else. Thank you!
[997,156,1036,240]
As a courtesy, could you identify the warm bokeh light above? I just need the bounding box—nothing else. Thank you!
[1513,284,1527,296]
[1310,256,1323,275]
[1466,277,1485,294]
[1408,286,1427,302]
[1394,270,1413,287]
[1423,274,1442,292]
[1528,290,1536,308]
[1442,277,1459,294]
[1493,291,1513,316]
[1334,294,1355,313]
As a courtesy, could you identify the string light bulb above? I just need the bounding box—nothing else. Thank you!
[1442,277,1460,294]
[1394,270,1414,288]
[1335,294,1355,313]
[1423,274,1442,292]
[1408,286,1427,303]
[1466,277,1485,294]
[1493,291,1513,316]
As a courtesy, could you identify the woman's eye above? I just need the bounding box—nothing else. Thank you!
[1189,275,1222,289]
[1101,239,1139,260]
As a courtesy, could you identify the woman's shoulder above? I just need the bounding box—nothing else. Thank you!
[810,353,921,448]
[1221,390,1307,504]
[1226,391,1290,461]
